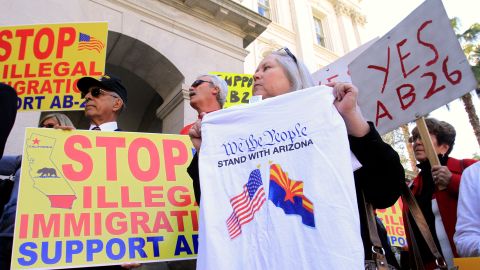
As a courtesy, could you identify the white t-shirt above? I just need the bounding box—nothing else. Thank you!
[454,161,480,257]
[197,86,364,270]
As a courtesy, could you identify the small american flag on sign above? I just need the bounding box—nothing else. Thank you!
[78,32,105,53]
[226,168,266,239]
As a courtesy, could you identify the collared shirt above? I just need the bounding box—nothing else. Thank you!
[89,122,119,131]
[180,112,213,135]
[180,122,195,135]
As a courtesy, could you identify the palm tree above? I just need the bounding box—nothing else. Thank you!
[451,18,480,147]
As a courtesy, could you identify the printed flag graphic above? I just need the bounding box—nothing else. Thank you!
[226,168,266,239]
[78,32,105,53]
[268,163,315,227]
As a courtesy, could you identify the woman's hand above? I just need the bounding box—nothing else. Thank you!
[431,165,452,190]
[328,82,369,137]
[189,112,206,152]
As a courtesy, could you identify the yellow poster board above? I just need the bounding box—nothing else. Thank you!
[0,22,108,111]
[376,198,406,247]
[454,257,480,270]
[12,128,198,269]
[210,72,253,108]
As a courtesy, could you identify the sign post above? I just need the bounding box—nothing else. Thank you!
[415,117,443,188]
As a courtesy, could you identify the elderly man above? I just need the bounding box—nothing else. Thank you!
[180,74,228,135]
[77,74,127,131]
[73,74,130,269]
[171,75,228,270]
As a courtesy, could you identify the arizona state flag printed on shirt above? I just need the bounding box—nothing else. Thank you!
[268,163,315,228]
[197,86,364,270]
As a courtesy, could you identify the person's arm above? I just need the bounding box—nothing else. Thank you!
[186,115,204,204]
[0,155,22,176]
[329,82,403,208]
[188,114,204,153]
[454,164,480,257]
[187,153,201,204]
[349,122,404,209]
[329,82,369,137]
[447,167,461,194]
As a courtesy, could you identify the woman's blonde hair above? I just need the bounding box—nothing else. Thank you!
[39,113,74,128]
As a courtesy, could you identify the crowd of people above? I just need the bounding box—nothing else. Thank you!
[0,47,479,270]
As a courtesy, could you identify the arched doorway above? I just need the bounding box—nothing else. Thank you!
[41,30,184,133]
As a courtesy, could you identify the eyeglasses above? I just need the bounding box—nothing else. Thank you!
[191,79,213,88]
[279,47,298,64]
[81,87,119,99]
[408,133,426,143]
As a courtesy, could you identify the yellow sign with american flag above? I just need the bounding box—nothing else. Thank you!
[0,22,108,111]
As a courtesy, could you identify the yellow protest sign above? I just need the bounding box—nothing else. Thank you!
[12,129,198,269]
[454,257,480,269]
[210,72,253,108]
[0,22,108,111]
[376,199,406,247]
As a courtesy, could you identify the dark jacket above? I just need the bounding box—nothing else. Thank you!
[188,122,404,267]
[0,83,17,158]
[404,156,477,269]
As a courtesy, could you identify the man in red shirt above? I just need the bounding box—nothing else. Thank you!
[180,74,228,135]
[177,76,227,270]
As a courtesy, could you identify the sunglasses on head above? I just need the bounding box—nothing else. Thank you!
[81,87,119,99]
[191,79,213,88]
[278,47,298,64]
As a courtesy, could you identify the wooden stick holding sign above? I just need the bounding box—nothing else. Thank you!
[415,117,444,190]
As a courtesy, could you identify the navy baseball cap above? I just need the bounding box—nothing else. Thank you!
[77,74,128,104]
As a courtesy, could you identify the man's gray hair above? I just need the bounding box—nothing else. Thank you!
[271,50,315,91]
[197,74,229,107]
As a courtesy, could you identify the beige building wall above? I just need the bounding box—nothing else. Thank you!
[236,0,367,73]
[2,0,269,156]
[2,0,366,157]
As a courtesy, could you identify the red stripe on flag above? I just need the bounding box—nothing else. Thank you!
[226,186,265,239]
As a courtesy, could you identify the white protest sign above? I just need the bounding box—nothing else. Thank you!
[349,0,477,134]
[311,38,378,85]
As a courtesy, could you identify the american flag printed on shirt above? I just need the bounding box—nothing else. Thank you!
[78,32,105,53]
[226,168,266,239]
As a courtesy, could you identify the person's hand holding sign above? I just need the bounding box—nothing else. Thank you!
[431,165,452,190]
[328,82,370,138]
[189,112,206,152]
